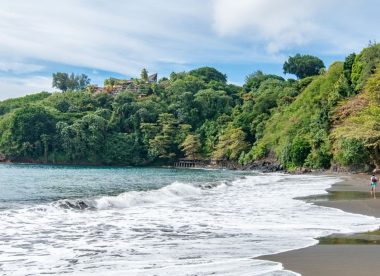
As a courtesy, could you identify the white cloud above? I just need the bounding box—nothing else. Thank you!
[0,76,53,100]
[0,0,220,76]
[211,0,379,54]
[0,0,286,80]
[0,61,44,74]
[0,0,379,73]
[213,0,317,35]
[0,0,379,99]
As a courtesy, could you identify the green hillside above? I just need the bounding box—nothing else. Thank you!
[0,46,379,172]
[332,67,380,170]
[245,44,380,171]
[249,62,344,169]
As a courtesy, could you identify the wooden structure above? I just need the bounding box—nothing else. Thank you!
[174,159,210,168]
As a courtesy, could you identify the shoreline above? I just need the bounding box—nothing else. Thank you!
[0,158,283,172]
[2,162,379,274]
[259,173,380,276]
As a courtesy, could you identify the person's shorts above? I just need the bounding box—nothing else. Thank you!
[371,182,377,187]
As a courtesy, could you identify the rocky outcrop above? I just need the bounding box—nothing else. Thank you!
[245,159,283,173]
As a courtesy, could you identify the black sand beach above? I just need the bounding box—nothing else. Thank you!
[259,173,380,276]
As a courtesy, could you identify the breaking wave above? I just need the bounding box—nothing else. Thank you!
[1,171,379,276]
[54,180,231,210]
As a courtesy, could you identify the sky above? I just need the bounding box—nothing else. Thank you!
[0,0,379,99]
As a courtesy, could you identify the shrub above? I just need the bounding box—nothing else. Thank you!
[334,138,370,166]
[351,43,380,91]
[281,136,311,168]
[289,136,311,167]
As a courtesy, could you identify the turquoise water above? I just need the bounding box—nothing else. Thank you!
[0,164,246,207]
[0,164,379,275]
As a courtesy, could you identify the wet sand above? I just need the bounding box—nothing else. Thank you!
[259,173,380,276]
[262,245,380,276]
[314,173,380,217]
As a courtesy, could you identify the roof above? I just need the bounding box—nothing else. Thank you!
[148,73,157,83]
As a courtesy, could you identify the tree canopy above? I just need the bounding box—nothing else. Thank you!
[189,67,227,84]
[141,68,149,82]
[1,50,379,172]
[52,72,91,91]
[283,54,325,79]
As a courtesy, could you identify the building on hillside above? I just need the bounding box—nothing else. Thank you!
[148,73,157,83]
[92,74,157,96]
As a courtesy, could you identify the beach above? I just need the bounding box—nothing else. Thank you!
[4,165,379,275]
[260,173,380,276]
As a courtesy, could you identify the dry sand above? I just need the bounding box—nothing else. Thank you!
[259,173,380,276]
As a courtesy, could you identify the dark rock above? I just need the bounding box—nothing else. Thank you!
[247,159,284,173]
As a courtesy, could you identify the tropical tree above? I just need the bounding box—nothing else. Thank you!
[0,106,56,159]
[194,89,232,120]
[103,132,145,165]
[142,113,178,160]
[141,68,149,82]
[213,127,249,160]
[283,54,325,79]
[57,114,107,162]
[181,134,201,159]
[189,67,227,83]
[52,72,91,91]
[244,71,284,92]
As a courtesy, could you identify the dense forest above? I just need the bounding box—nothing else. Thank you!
[0,44,379,172]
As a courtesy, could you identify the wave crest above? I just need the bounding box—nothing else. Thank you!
[54,182,203,210]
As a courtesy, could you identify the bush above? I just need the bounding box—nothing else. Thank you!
[304,148,332,169]
[334,138,369,166]
[351,43,380,91]
[103,133,145,165]
[251,142,268,160]
[289,136,311,166]
[281,136,311,167]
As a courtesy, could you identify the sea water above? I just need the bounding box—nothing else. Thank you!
[0,164,379,276]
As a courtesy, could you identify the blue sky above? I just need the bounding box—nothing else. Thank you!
[0,0,379,99]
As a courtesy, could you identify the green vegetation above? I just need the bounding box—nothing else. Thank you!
[332,65,380,169]
[0,46,379,171]
[52,72,91,91]
[318,233,380,245]
[318,228,380,245]
[283,54,325,79]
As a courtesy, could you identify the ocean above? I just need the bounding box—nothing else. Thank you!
[0,164,378,275]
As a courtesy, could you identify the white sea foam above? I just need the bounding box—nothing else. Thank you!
[0,174,379,275]
[94,181,201,209]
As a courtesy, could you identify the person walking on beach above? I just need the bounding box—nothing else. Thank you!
[370,174,378,199]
